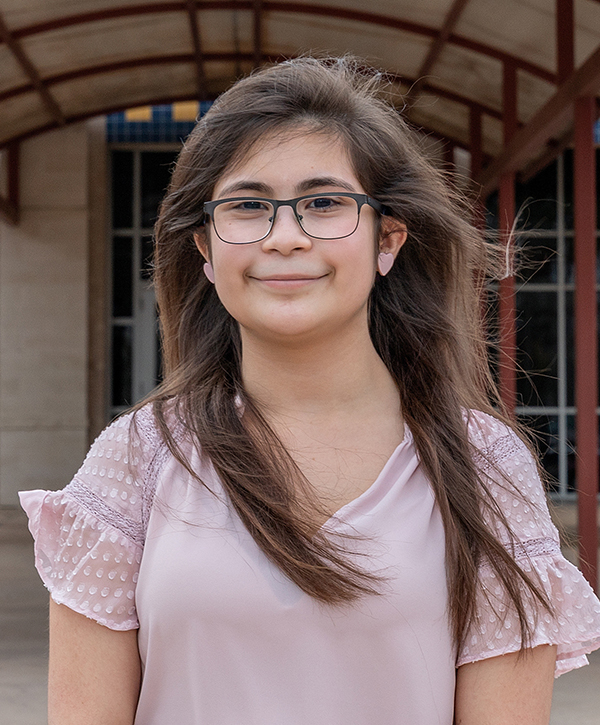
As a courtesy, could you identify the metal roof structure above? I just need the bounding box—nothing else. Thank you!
[0,1,599,183]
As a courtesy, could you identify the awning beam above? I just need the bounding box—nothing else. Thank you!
[556,0,574,84]
[254,0,263,68]
[406,0,472,104]
[0,142,19,226]
[479,40,600,194]
[0,12,65,126]
[11,2,556,85]
[185,0,207,101]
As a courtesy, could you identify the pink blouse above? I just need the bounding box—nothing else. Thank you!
[20,407,600,725]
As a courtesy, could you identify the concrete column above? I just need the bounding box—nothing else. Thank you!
[0,123,92,504]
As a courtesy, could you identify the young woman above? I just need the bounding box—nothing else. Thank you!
[21,57,600,725]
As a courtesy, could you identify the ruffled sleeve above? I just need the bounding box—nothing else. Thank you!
[456,411,600,677]
[19,406,164,631]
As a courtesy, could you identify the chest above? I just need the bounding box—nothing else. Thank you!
[274,417,405,519]
[138,447,447,634]
[134,437,455,725]
[136,456,453,725]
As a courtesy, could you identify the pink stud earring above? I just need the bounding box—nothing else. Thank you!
[203,262,215,284]
[377,252,394,276]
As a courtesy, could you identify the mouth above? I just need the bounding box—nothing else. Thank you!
[250,273,328,287]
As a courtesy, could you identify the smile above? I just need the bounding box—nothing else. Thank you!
[250,274,328,288]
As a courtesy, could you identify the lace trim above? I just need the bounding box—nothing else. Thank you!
[141,442,174,532]
[133,404,184,534]
[134,404,163,449]
[472,433,523,473]
[66,478,145,546]
[510,536,561,560]
[480,537,561,570]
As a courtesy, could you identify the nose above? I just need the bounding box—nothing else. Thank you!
[260,204,312,254]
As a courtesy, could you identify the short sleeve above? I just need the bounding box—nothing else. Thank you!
[457,411,600,677]
[19,406,164,631]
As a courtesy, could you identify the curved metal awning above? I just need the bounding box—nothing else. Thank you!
[0,0,599,186]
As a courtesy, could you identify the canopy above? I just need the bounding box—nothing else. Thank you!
[0,1,599,185]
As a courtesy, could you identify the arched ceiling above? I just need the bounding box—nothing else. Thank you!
[1,0,600,182]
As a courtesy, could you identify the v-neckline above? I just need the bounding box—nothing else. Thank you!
[316,424,413,534]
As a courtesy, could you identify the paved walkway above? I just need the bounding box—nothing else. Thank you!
[0,504,598,724]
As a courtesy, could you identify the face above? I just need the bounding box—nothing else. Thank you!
[195,131,406,346]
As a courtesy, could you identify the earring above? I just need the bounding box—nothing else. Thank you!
[377,252,394,276]
[203,262,215,284]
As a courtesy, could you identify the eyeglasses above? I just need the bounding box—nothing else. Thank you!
[203,192,388,245]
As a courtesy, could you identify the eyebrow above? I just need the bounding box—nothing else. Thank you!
[216,176,357,199]
[296,177,357,194]
[217,180,272,197]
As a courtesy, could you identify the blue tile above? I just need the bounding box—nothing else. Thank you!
[106,103,211,142]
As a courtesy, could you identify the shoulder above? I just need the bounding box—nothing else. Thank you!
[67,403,176,538]
[466,410,529,464]
[87,403,165,473]
[466,410,542,494]
[464,409,556,544]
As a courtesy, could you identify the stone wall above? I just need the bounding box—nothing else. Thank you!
[0,121,104,505]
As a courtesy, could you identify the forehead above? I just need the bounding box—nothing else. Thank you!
[213,129,361,196]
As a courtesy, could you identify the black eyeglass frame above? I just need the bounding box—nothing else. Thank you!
[202,192,390,245]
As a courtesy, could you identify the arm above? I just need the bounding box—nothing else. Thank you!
[49,599,141,725]
[454,644,557,725]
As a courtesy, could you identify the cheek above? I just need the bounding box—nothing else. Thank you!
[338,236,378,284]
[212,245,249,281]
[210,247,253,314]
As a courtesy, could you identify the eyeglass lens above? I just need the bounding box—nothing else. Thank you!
[212,195,361,244]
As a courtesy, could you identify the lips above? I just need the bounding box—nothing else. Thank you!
[251,272,327,281]
[249,272,328,289]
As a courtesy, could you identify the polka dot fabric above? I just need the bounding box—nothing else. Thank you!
[19,409,164,630]
[18,406,600,679]
[458,412,600,676]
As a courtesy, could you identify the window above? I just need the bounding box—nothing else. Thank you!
[109,147,178,417]
[488,152,600,498]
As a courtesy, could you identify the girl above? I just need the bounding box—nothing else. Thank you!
[21,57,600,725]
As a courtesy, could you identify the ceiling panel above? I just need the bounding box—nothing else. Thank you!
[517,70,556,125]
[430,44,503,115]
[481,113,503,156]
[0,46,30,94]
[1,0,169,33]
[271,0,451,29]
[266,14,431,79]
[22,12,191,81]
[575,0,600,66]
[50,62,196,116]
[0,91,53,144]
[199,9,254,55]
[409,92,471,148]
[456,0,556,72]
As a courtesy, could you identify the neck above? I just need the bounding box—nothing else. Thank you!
[240,320,398,418]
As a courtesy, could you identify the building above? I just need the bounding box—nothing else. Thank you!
[0,0,598,590]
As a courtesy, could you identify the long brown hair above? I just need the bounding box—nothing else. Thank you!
[144,56,550,652]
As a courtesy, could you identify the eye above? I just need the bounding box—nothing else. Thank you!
[309,196,338,210]
[233,200,269,211]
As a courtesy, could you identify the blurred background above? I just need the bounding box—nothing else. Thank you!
[0,0,599,722]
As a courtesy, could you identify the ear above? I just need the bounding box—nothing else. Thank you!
[378,217,408,258]
[193,229,210,262]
